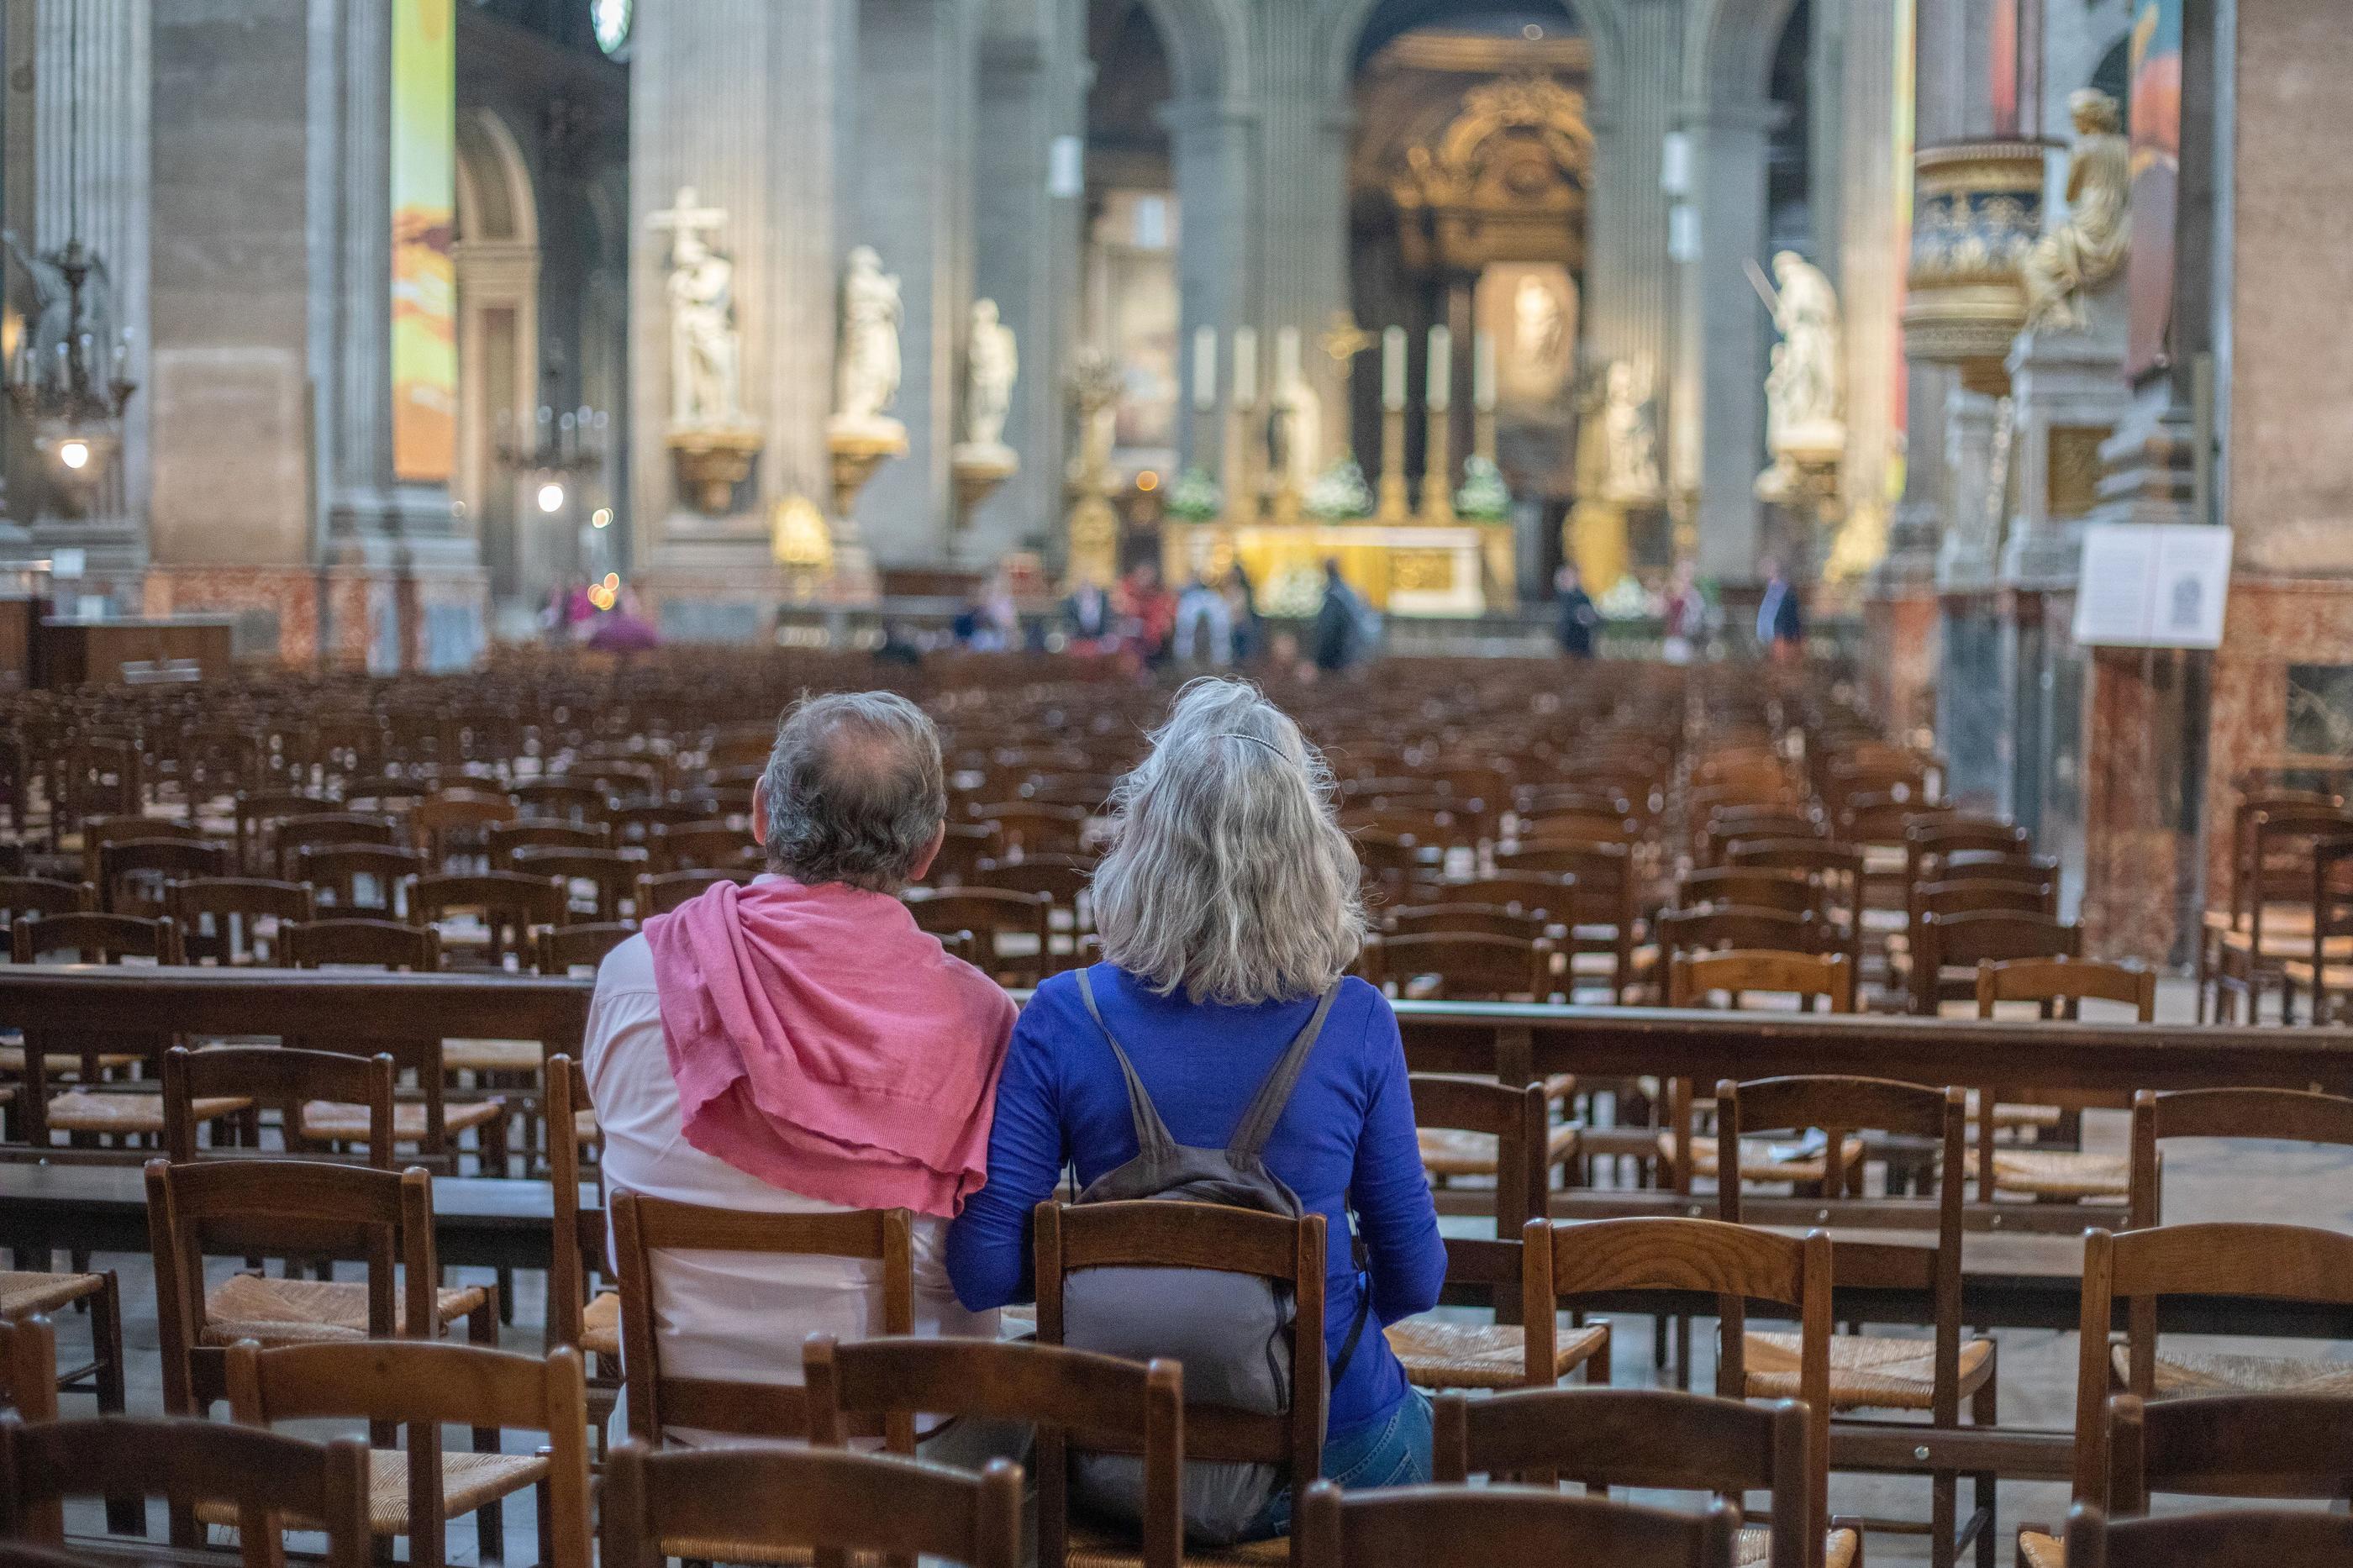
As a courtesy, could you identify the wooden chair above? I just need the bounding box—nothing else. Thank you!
[163,1044,396,1165]
[96,835,234,915]
[1298,1481,1737,1568]
[410,871,571,969]
[806,1333,1186,1568]
[1656,952,1855,1196]
[1431,1386,1803,1568]
[145,1158,495,1421]
[11,909,182,966]
[650,819,757,872]
[0,1312,57,1421]
[75,814,208,888]
[508,845,648,922]
[13,913,215,1155]
[905,887,1055,986]
[534,920,638,975]
[297,843,428,917]
[221,1339,590,1568]
[1523,1218,1845,1568]
[233,789,340,874]
[483,819,610,870]
[1718,1076,1994,1568]
[544,1054,619,1431]
[0,876,94,930]
[601,1439,1024,1568]
[1912,911,2077,1016]
[166,876,315,965]
[1656,907,1829,967]
[607,802,703,857]
[609,1189,915,1444]
[1358,932,1556,1002]
[282,915,441,970]
[0,1415,371,1568]
[2065,1502,2353,1568]
[411,791,518,870]
[1492,842,1645,1002]
[930,818,1000,883]
[509,779,613,824]
[634,867,750,914]
[0,1288,128,1529]
[1034,1197,1329,1565]
[1382,903,1550,941]
[2209,802,2353,1023]
[971,799,1090,856]
[1967,958,2152,1207]
[275,813,402,879]
[1388,1076,1603,1392]
[2289,833,2353,1023]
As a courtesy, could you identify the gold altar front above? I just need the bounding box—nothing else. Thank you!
[1164,521,1516,618]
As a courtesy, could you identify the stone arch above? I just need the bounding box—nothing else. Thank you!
[1131,0,1248,103]
[455,108,538,247]
[1684,0,1801,106]
[1321,0,1614,105]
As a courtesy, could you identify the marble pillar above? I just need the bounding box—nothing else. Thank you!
[629,0,852,634]
[1687,98,1778,585]
[847,0,979,566]
[1834,0,1901,573]
[1585,0,1680,433]
[1163,96,1256,476]
[1249,2,1350,474]
[971,0,1086,560]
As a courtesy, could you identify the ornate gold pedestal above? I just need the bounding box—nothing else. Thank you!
[1419,413,1456,524]
[1377,408,1411,522]
[1066,492,1119,589]
[668,427,765,514]
[825,418,908,519]
[1903,139,2048,395]
[950,444,1020,530]
[1566,498,1629,594]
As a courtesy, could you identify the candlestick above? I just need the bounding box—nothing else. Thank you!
[1473,332,1497,412]
[1232,328,1258,408]
[1426,325,1451,413]
[1382,327,1407,412]
[1192,327,1217,413]
[1378,407,1410,521]
[1420,408,1455,524]
[1275,326,1301,392]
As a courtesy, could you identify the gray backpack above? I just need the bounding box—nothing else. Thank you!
[1060,969,1368,1544]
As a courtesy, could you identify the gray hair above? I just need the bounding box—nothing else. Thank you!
[760,691,946,892]
[1092,678,1365,1005]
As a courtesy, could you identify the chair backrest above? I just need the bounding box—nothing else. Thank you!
[296,842,426,914]
[0,1415,371,1568]
[1727,839,1866,904]
[76,815,206,887]
[410,791,518,864]
[1524,1217,1833,1560]
[11,910,181,965]
[1383,903,1551,940]
[2128,1087,2353,1229]
[281,916,440,971]
[1668,950,1853,1013]
[97,836,234,914]
[634,867,750,914]
[2072,1222,2353,1501]
[510,778,613,824]
[903,887,1053,984]
[544,1053,605,1355]
[1915,911,2077,1013]
[1298,1481,1737,1568]
[1975,955,2152,1022]
[0,1313,58,1423]
[1428,875,1577,918]
[411,871,571,963]
[484,819,611,869]
[163,1044,396,1166]
[600,1439,1023,1568]
[1408,1073,1548,1244]
[144,1157,437,1418]
[1034,1199,1329,1492]
[535,920,638,975]
[1359,932,1554,1001]
[1679,866,1820,917]
[970,853,1096,913]
[650,819,756,871]
[223,1340,591,1568]
[1431,1386,1802,1567]
[507,845,649,921]
[274,813,401,879]
[1914,878,2056,918]
[166,876,315,965]
[234,790,340,871]
[1656,906,1826,960]
[2104,1390,2353,1513]
[0,876,94,932]
[2066,1501,2353,1568]
[806,1334,1185,1568]
[608,1188,916,1443]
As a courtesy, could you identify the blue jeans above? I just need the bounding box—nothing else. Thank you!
[1254,1389,1435,1539]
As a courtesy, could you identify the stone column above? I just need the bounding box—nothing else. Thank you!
[1584,0,1680,423]
[1248,2,1350,473]
[1686,97,1779,584]
[971,0,1086,561]
[1834,0,1901,568]
[629,0,851,635]
[15,0,150,593]
[1164,96,1256,474]
[846,0,979,566]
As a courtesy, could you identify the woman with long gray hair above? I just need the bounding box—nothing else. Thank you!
[947,678,1445,1533]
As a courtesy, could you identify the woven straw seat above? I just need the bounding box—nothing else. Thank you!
[2018,1529,2066,1568]
[1386,1318,1607,1390]
[1747,1329,1993,1411]
[0,1047,138,1075]
[0,1270,105,1317]
[199,1272,487,1345]
[1066,1519,1290,1566]
[1735,1528,1860,1568]
[2111,1343,2353,1397]
[45,1090,247,1135]
[2220,928,2350,960]
[1657,1131,1864,1185]
[653,1538,819,1565]
[579,1289,621,1358]
[1962,1092,2064,1131]
[299,1097,503,1142]
[1416,1123,1578,1178]
[1962,1147,2129,1200]
[197,1447,548,1535]
[442,1039,542,1074]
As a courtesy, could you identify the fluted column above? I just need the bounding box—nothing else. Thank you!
[848,0,979,564]
[1834,0,1900,551]
[1165,95,1256,473]
[1584,0,1679,413]
[630,0,850,622]
[1248,1,1350,471]
[1687,97,1780,583]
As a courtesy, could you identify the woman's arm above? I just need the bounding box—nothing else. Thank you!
[1348,992,1447,1324]
[945,1008,1066,1312]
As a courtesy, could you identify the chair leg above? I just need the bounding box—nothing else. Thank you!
[1974,1351,2000,1568]
[466,1290,504,1560]
[90,1272,140,1536]
[1932,1470,1957,1568]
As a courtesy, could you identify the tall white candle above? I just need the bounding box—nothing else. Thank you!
[1427,325,1452,412]
[1473,331,1497,412]
[1275,326,1302,391]
[1192,326,1218,411]
[1382,326,1407,411]
[1233,328,1258,407]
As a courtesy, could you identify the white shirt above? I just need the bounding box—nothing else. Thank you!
[583,934,998,1441]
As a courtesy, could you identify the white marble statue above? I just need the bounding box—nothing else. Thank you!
[1599,359,1661,504]
[964,298,1018,450]
[2023,90,2131,333]
[1513,275,1565,367]
[1762,250,1845,457]
[652,187,741,428]
[836,246,903,427]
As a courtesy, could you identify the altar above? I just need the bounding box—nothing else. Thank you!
[1163,519,1514,618]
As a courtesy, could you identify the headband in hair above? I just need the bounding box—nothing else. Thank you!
[1214,732,1287,757]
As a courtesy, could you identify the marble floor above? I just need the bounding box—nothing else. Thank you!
[40,979,2353,1562]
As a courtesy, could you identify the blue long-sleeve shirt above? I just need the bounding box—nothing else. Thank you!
[946,965,1446,1436]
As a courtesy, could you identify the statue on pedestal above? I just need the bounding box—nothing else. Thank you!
[834,246,904,431]
[962,299,1018,450]
[1761,251,1845,460]
[652,187,742,429]
[2022,90,2130,334]
[1598,359,1661,505]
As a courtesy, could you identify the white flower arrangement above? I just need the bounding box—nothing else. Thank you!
[1166,466,1224,521]
[1454,455,1512,521]
[1598,575,1658,621]
[1303,452,1376,520]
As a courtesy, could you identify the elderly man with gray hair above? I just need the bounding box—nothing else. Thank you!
[584,691,1017,1442]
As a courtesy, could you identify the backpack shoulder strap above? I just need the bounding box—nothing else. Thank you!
[1074,966,1178,1160]
[1227,983,1343,1160]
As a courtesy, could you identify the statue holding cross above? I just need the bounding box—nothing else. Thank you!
[650,186,741,428]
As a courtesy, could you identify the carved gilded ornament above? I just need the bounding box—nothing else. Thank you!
[1391,72,1592,271]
